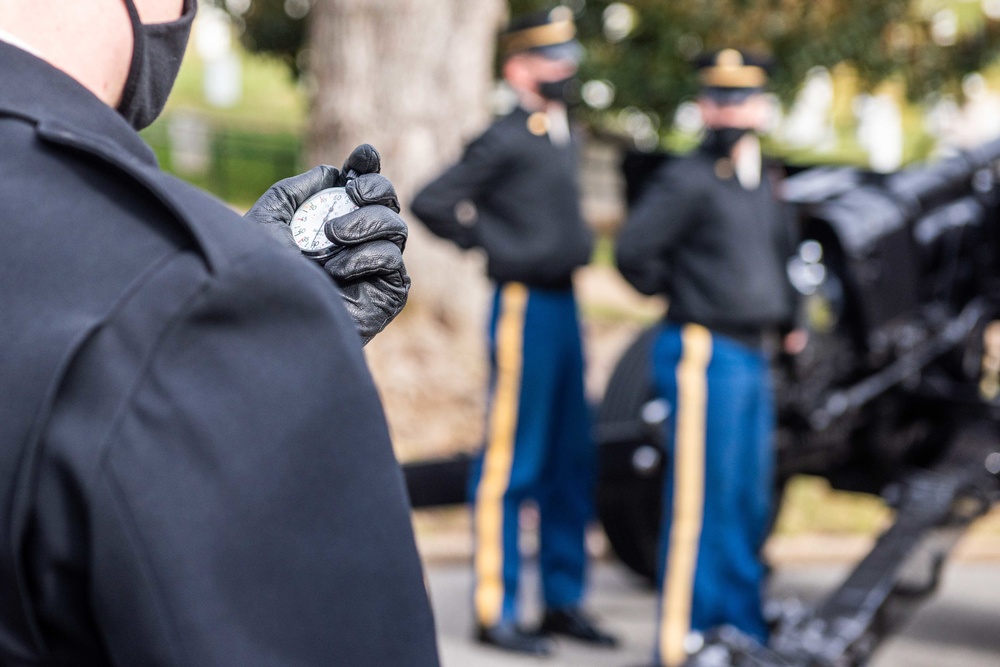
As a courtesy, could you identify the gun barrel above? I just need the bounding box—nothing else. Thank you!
[887,137,1000,216]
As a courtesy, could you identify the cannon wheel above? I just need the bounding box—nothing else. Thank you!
[596,325,664,583]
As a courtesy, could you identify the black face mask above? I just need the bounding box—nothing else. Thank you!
[537,76,579,105]
[702,127,751,157]
[117,0,197,131]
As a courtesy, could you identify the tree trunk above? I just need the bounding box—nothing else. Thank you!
[306,0,507,460]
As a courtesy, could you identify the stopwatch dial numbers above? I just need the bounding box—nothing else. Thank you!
[289,188,359,255]
[291,213,327,252]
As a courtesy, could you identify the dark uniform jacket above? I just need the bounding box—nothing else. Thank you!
[411,106,593,289]
[0,42,439,667]
[616,142,799,338]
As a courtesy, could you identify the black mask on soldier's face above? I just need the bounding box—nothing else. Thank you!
[537,76,579,105]
[117,0,197,131]
[702,127,751,157]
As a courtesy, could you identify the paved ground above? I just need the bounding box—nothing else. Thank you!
[427,559,1000,667]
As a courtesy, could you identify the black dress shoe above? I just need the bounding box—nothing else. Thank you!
[539,607,619,647]
[476,622,555,656]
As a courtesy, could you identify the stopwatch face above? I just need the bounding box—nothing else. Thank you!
[290,187,360,260]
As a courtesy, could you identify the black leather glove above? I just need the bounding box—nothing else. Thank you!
[245,145,410,344]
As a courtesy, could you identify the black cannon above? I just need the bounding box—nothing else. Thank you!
[402,138,1000,666]
[599,138,1000,666]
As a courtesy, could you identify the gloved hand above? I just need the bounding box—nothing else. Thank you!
[245,144,410,344]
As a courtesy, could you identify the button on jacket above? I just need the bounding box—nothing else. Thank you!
[0,42,439,667]
[411,106,593,289]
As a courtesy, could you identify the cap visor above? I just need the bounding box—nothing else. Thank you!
[702,86,761,105]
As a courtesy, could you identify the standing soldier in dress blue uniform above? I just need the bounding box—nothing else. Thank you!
[0,1,436,665]
[411,6,617,657]
[616,49,806,667]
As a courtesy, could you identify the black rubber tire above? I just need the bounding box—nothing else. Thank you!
[595,325,664,582]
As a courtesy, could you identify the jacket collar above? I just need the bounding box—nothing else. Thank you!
[0,40,157,167]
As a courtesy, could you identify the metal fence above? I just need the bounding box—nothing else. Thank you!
[141,113,303,206]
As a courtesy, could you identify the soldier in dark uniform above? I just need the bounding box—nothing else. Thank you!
[411,7,617,657]
[616,49,806,667]
[0,1,437,665]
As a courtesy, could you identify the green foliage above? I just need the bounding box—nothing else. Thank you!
[575,0,1000,123]
[221,0,1000,134]
[213,0,308,76]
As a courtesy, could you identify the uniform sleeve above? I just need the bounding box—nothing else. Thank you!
[615,160,705,295]
[52,250,440,666]
[410,128,511,249]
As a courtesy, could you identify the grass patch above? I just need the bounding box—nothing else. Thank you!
[774,475,892,537]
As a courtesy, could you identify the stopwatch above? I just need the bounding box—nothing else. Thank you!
[290,187,360,261]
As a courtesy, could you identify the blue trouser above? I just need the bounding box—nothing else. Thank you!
[652,323,774,666]
[469,282,596,627]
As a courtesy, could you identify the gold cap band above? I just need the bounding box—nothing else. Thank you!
[698,48,768,88]
[501,19,576,55]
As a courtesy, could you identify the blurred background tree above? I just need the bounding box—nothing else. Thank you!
[307,0,520,463]
[213,0,505,316]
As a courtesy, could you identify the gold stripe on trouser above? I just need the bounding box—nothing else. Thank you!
[474,282,529,627]
[659,324,712,666]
